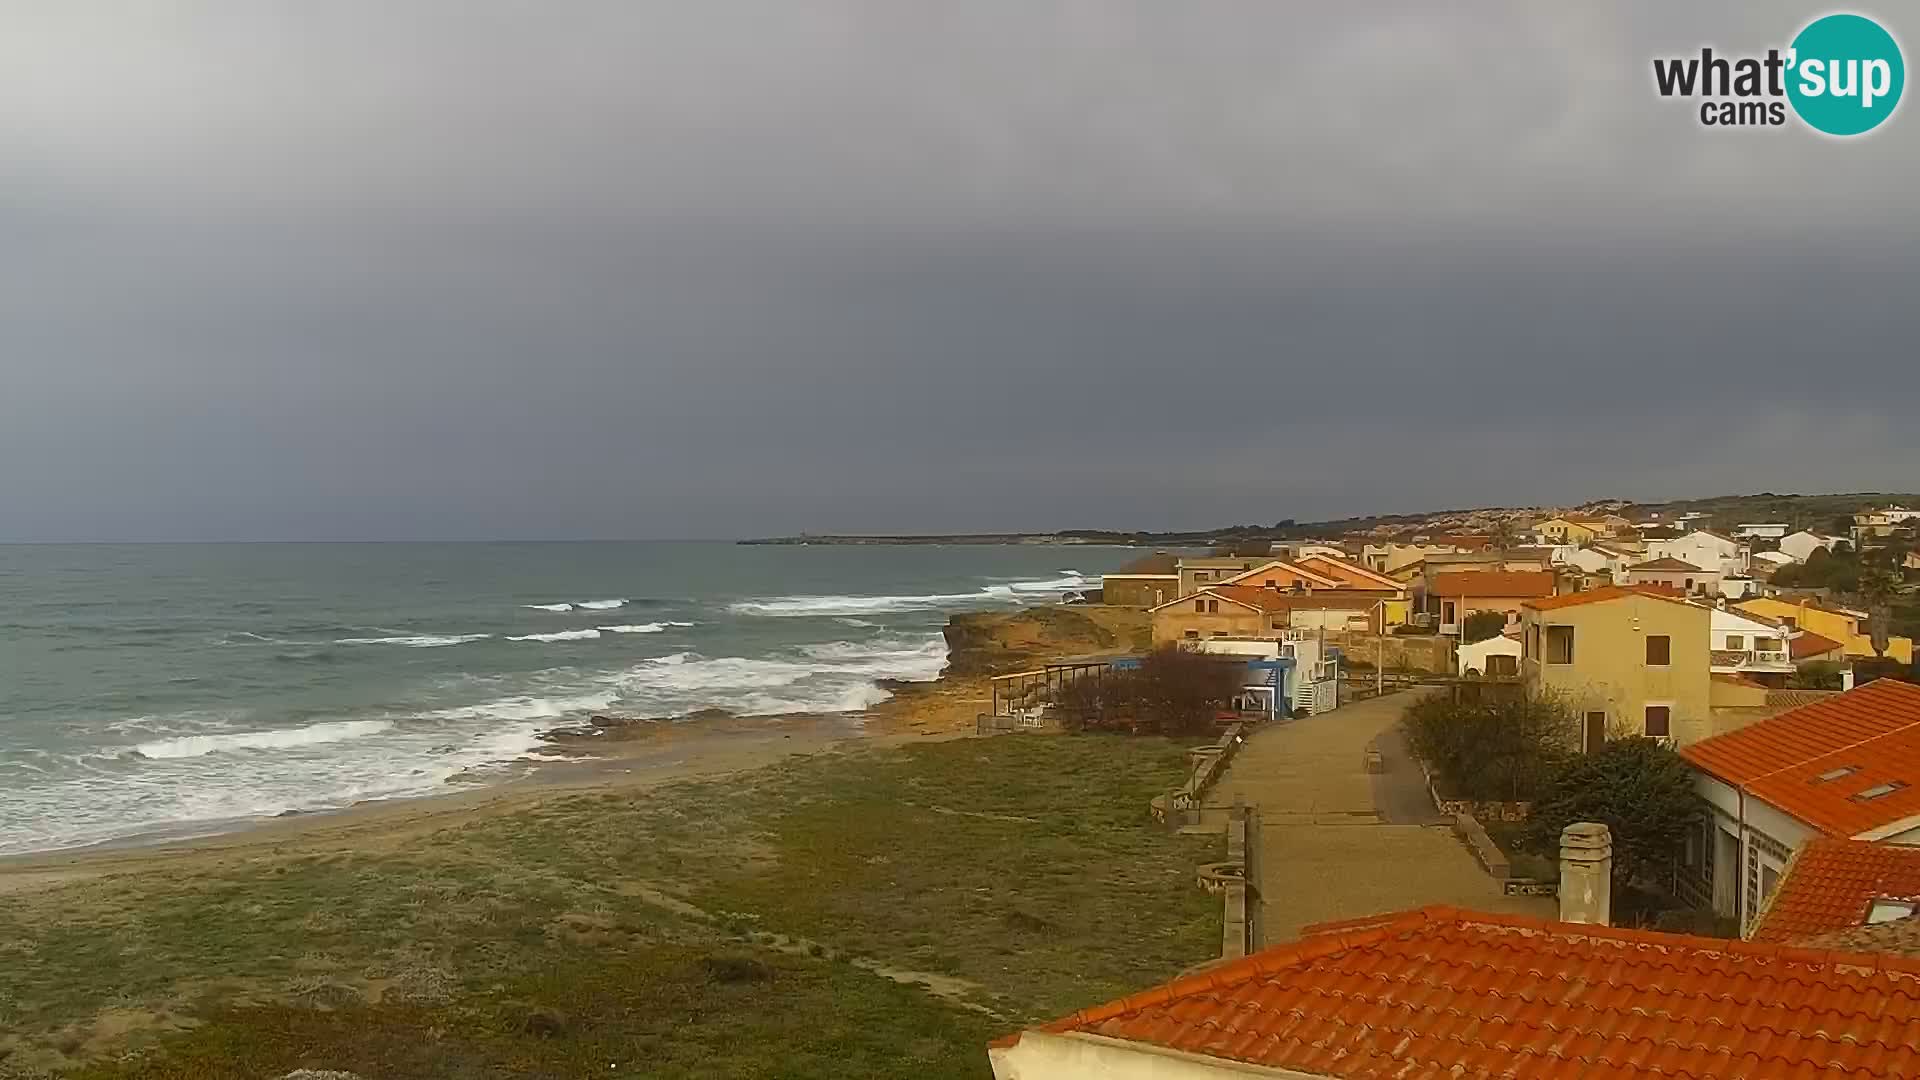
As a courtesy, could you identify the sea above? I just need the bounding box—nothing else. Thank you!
[0,541,1132,856]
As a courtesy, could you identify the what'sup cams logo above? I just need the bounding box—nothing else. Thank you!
[1654,12,1904,135]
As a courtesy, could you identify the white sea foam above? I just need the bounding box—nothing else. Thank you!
[507,628,602,643]
[523,602,575,612]
[731,572,1092,617]
[576,598,626,611]
[131,719,394,760]
[424,689,617,723]
[334,634,492,648]
[599,621,695,634]
[598,635,949,716]
[836,617,880,627]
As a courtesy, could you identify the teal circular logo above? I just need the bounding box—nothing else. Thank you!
[1788,14,1905,135]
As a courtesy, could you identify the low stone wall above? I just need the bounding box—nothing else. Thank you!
[1423,764,1532,822]
[1326,632,1453,675]
[1452,811,1557,899]
[1195,807,1258,960]
[1149,723,1245,826]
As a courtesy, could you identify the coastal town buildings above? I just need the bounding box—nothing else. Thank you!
[1735,595,1915,663]
[1648,529,1748,576]
[1097,552,1180,608]
[1425,569,1558,636]
[1150,585,1384,644]
[1779,529,1840,562]
[1623,556,1720,597]
[1519,585,1711,750]
[1679,680,1920,931]
[1457,631,1521,677]
[1709,607,1794,683]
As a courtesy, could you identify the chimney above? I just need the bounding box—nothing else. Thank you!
[1558,822,1612,926]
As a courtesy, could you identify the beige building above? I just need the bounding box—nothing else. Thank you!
[1425,570,1558,635]
[1150,585,1382,644]
[1175,556,1285,597]
[1535,516,1604,544]
[1098,552,1180,608]
[1520,585,1712,750]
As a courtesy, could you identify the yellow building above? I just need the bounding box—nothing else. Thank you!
[1535,516,1603,544]
[1733,597,1913,664]
[1520,585,1712,749]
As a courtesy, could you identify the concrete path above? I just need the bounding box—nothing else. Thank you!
[1206,692,1552,943]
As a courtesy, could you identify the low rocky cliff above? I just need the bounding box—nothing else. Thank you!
[940,605,1146,678]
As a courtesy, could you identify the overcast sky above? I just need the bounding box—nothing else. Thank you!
[2,2,1915,540]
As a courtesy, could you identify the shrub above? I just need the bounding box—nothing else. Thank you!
[1401,691,1578,803]
[1058,645,1243,736]
[1461,611,1508,644]
[1522,737,1697,895]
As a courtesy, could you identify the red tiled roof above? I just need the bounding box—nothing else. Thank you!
[1207,585,1383,612]
[1751,838,1920,944]
[1522,584,1687,611]
[1791,630,1846,660]
[1681,680,1920,837]
[1427,570,1556,598]
[1627,556,1704,572]
[1001,905,1920,1079]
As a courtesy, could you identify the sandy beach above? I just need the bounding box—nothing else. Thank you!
[0,673,993,898]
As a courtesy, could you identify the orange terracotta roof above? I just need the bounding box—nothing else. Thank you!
[1292,553,1403,590]
[1627,556,1704,572]
[1681,680,1920,837]
[1522,584,1687,611]
[1219,560,1343,589]
[1207,585,1384,612]
[1003,905,1920,1078]
[1800,913,1920,956]
[1791,629,1846,660]
[1427,570,1556,598]
[1751,838,1920,944]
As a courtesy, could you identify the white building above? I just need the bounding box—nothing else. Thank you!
[1710,608,1793,679]
[1679,681,1920,932]
[1457,632,1522,677]
[1778,531,1839,563]
[1733,523,1790,540]
[1752,550,1798,573]
[1650,529,1749,577]
[1192,636,1341,717]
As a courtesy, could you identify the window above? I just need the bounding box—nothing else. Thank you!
[1644,705,1670,738]
[1183,630,1199,640]
[1194,571,1210,582]
[1206,599,1219,614]
[1725,634,1745,650]
[1853,781,1910,802]
[1211,631,1229,639]
[1584,711,1607,754]
[1264,578,1276,587]
[1545,625,1574,664]
[1194,599,1205,613]
[1645,635,1671,665]
[1813,765,1861,784]
[1869,899,1918,924]
[1684,578,1694,591]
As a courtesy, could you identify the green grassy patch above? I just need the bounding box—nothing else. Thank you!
[0,734,1216,1077]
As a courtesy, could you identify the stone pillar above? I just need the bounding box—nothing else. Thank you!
[1558,822,1613,926]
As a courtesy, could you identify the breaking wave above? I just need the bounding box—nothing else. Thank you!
[731,572,1090,617]
[599,621,695,634]
[131,719,394,760]
[506,628,601,643]
[524,598,627,612]
[333,634,492,648]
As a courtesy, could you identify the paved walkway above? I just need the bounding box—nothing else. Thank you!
[1206,692,1552,943]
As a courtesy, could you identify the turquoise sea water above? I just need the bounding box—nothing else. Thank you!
[0,541,1130,855]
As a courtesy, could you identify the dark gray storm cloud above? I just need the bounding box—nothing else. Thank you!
[1,2,1915,540]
